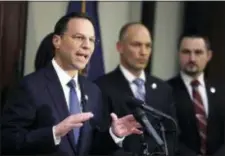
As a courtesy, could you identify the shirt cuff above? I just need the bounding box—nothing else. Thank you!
[109,127,125,147]
[52,126,61,145]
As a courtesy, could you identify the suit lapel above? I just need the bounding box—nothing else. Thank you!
[175,76,199,129]
[44,63,69,121]
[204,79,217,135]
[145,77,155,106]
[205,79,215,117]
[114,67,134,97]
[44,63,77,154]
[76,76,92,155]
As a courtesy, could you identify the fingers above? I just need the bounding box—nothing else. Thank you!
[67,123,83,130]
[131,128,143,135]
[120,114,137,123]
[70,112,94,123]
[110,113,118,122]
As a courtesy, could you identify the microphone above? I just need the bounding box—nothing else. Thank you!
[130,105,164,147]
[127,97,175,122]
[127,97,179,155]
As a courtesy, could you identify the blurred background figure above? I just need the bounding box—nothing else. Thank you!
[168,32,225,156]
[34,32,54,71]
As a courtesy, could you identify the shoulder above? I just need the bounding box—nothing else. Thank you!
[166,75,182,89]
[147,75,172,91]
[94,69,118,87]
[20,68,46,86]
[80,75,102,93]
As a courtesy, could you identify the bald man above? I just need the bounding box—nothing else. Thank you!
[95,22,177,156]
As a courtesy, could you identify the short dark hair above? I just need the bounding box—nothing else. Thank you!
[178,31,211,50]
[54,12,94,35]
[118,22,145,41]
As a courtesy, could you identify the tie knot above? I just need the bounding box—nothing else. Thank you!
[133,78,145,87]
[190,79,200,88]
[67,79,76,89]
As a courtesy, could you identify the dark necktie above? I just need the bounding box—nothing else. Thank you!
[191,80,207,155]
[67,79,81,146]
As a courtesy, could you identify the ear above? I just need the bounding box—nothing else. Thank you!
[207,50,213,61]
[52,34,61,49]
[116,41,123,54]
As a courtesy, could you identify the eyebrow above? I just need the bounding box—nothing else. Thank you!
[73,33,95,39]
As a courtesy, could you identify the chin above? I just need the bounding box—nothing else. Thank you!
[71,64,86,71]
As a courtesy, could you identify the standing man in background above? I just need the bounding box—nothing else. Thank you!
[1,12,142,156]
[95,22,177,156]
[168,32,225,156]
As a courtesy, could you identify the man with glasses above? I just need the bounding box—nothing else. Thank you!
[1,12,142,156]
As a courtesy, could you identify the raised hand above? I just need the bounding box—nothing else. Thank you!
[110,112,142,137]
[55,112,93,137]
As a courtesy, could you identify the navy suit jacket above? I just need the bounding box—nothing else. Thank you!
[1,63,117,156]
[168,75,225,156]
[95,67,178,156]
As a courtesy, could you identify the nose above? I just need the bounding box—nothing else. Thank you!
[189,52,196,61]
[81,38,92,49]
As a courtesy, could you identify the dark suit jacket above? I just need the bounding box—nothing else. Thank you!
[94,67,177,156]
[168,75,225,156]
[1,63,117,156]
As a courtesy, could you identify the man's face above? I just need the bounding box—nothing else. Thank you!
[117,25,152,73]
[179,37,212,77]
[53,18,95,70]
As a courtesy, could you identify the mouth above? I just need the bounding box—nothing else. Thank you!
[76,53,88,60]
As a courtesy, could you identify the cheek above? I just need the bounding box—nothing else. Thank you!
[179,56,188,65]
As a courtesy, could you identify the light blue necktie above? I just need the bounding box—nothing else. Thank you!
[133,78,146,101]
[67,79,81,146]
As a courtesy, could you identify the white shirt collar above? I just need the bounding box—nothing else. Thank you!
[119,64,146,84]
[180,71,205,87]
[52,59,78,87]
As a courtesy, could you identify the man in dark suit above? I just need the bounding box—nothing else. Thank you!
[168,32,225,156]
[1,12,142,156]
[95,22,177,156]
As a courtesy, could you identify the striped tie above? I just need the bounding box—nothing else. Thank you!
[191,80,207,155]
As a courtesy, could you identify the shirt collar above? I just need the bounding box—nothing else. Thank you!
[52,59,78,87]
[180,71,205,87]
[119,64,146,84]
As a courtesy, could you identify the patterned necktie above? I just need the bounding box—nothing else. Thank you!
[67,79,81,146]
[133,78,146,101]
[191,80,207,155]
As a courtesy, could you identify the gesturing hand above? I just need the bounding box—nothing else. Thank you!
[55,112,93,137]
[110,112,142,138]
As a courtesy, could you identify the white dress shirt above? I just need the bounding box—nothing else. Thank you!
[180,72,209,116]
[51,59,123,145]
[119,64,146,95]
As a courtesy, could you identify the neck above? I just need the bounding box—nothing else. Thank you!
[121,63,142,77]
[182,71,203,80]
[54,57,78,78]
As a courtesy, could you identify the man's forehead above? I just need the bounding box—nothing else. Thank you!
[181,37,206,49]
[66,18,94,34]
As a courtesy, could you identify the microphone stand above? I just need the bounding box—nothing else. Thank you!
[140,104,178,156]
[160,122,169,156]
[140,133,150,156]
[138,117,167,156]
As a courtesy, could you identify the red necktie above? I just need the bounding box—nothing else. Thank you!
[191,80,207,155]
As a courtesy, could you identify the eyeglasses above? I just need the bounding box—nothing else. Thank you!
[63,33,100,45]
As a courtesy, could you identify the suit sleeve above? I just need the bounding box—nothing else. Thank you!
[1,80,57,155]
[212,98,225,156]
